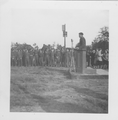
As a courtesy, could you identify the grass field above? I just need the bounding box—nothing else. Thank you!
[10,66,108,113]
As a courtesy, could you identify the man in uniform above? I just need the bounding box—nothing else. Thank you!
[25,49,30,67]
[34,49,39,66]
[75,32,86,72]
[61,47,66,67]
[29,49,34,66]
[18,49,23,66]
[51,48,55,67]
[11,49,16,66]
[38,49,43,66]
[75,32,86,63]
[75,32,86,50]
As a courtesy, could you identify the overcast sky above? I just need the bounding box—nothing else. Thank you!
[11,9,108,48]
[0,1,109,48]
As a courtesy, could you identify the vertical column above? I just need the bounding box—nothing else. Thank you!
[74,49,86,74]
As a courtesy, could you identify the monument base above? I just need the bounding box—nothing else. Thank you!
[71,67,108,79]
[74,49,86,74]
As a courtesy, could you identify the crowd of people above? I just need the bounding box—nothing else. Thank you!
[11,43,109,70]
[11,44,75,69]
[86,48,109,69]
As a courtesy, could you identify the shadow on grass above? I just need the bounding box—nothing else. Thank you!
[29,93,97,113]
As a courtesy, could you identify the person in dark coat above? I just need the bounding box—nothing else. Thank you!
[86,50,91,67]
[75,32,86,50]
[74,32,86,71]
[90,50,96,68]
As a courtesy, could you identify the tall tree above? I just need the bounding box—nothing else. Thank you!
[92,26,109,51]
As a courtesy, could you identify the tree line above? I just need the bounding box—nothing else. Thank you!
[91,26,109,51]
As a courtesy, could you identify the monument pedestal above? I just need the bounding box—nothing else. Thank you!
[74,49,86,74]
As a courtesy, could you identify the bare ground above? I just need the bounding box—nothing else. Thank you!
[10,66,108,113]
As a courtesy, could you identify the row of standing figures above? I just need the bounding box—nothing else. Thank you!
[11,48,76,71]
[11,47,109,72]
[86,48,109,69]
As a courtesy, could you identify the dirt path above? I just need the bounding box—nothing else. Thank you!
[10,66,108,113]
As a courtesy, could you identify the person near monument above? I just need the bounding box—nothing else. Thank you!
[90,50,96,68]
[86,50,91,67]
[74,32,86,73]
[75,32,86,50]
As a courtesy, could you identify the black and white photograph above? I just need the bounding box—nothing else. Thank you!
[10,7,109,113]
[0,0,118,120]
